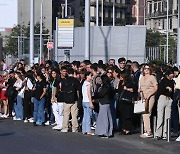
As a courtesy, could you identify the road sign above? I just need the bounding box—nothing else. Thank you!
[47,42,54,49]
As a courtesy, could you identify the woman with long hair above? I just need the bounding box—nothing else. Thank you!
[117,71,135,135]
[13,71,24,120]
[82,71,94,135]
[92,74,113,138]
[33,72,47,126]
[139,64,158,138]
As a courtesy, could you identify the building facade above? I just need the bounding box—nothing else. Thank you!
[54,0,128,26]
[145,0,178,35]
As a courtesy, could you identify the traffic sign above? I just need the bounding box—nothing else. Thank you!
[47,42,54,49]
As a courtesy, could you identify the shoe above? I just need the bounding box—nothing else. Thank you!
[0,113,2,117]
[1,114,8,118]
[91,126,95,130]
[162,137,167,140]
[45,121,50,126]
[72,130,78,133]
[86,132,95,136]
[99,135,109,139]
[24,119,28,123]
[33,122,37,126]
[140,133,153,138]
[176,136,180,142]
[154,136,161,140]
[15,118,21,121]
[52,125,62,130]
[28,118,34,123]
[12,112,15,116]
[61,129,68,133]
[36,120,42,126]
[51,122,57,126]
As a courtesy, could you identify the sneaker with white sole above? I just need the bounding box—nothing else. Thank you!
[61,129,68,133]
[52,125,62,130]
[176,136,180,142]
[24,119,28,123]
[45,121,50,126]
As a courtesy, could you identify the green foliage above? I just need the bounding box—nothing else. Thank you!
[146,29,161,47]
[74,19,84,27]
[4,22,49,56]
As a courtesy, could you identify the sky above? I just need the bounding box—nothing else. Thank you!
[0,0,18,31]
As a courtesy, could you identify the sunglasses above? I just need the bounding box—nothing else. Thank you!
[144,67,150,70]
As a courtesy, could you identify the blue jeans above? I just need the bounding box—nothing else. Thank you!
[14,95,23,119]
[82,102,92,133]
[33,98,45,124]
[171,100,180,133]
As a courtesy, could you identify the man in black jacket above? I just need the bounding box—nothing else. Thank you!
[61,68,80,132]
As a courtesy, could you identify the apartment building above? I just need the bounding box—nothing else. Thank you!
[55,0,127,26]
[145,0,178,35]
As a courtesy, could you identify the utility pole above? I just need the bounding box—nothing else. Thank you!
[65,0,68,17]
[40,0,44,64]
[113,0,115,26]
[30,0,34,66]
[101,0,103,26]
[85,0,90,60]
[177,0,180,66]
[96,0,99,26]
[166,0,169,64]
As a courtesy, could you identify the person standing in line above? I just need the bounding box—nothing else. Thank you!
[33,72,47,126]
[82,71,94,135]
[61,68,80,132]
[92,74,113,138]
[139,64,158,138]
[117,72,135,135]
[155,70,174,140]
[51,69,64,130]
[13,72,24,120]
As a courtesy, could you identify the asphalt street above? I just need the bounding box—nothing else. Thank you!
[0,118,179,154]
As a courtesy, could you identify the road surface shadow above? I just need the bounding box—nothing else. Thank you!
[0,132,15,136]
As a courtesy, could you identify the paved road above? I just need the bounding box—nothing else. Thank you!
[0,118,179,154]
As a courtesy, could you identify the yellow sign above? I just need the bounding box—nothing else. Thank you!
[58,19,74,28]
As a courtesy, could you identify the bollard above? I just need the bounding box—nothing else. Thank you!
[166,118,171,142]
[141,115,144,135]
[153,116,157,138]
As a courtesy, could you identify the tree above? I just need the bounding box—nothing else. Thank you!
[146,29,161,47]
[4,22,49,56]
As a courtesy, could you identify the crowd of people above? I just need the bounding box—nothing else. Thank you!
[0,58,180,141]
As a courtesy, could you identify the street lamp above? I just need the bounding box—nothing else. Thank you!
[166,0,169,64]
[40,0,44,64]
[30,0,34,66]
[177,0,180,66]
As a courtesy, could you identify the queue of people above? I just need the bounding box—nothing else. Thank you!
[0,58,180,141]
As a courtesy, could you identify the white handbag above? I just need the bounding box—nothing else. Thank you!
[134,99,146,114]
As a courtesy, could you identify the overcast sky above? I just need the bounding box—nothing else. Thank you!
[0,0,18,30]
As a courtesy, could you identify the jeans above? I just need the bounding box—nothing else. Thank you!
[82,102,92,133]
[14,95,23,119]
[33,98,45,124]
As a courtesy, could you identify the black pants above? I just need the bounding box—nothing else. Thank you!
[117,100,133,131]
[23,90,33,119]
[8,97,14,117]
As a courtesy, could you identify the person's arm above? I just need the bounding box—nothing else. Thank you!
[40,87,47,100]
[87,84,94,109]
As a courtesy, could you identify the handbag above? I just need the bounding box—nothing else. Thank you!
[134,92,146,114]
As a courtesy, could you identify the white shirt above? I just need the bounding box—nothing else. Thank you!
[14,79,23,96]
[82,81,91,102]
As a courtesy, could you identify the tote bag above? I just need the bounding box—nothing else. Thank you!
[134,93,146,114]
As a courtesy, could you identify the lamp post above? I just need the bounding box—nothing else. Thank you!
[113,0,115,26]
[96,0,99,26]
[30,0,34,66]
[177,0,180,66]
[65,0,68,17]
[85,0,90,60]
[40,0,44,64]
[166,0,169,64]
[101,0,103,26]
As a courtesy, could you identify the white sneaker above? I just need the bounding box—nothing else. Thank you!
[28,118,34,123]
[176,136,180,142]
[13,117,17,120]
[12,112,15,116]
[24,119,28,123]
[61,129,68,133]
[52,125,62,130]
[16,118,21,121]
[51,122,57,126]
[0,113,2,117]
[45,121,50,126]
